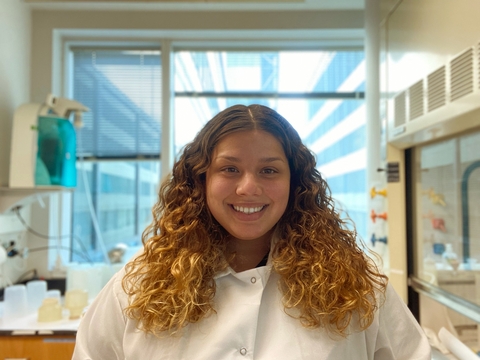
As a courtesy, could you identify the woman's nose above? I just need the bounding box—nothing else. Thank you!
[236,173,261,196]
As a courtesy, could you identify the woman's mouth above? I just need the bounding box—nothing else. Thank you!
[232,205,266,214]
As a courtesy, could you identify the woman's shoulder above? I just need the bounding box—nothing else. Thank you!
[97,265,129,305]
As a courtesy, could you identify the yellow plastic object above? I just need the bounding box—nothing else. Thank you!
[37,298,62,322]
[65,289,88,319]
[370,186,388,199]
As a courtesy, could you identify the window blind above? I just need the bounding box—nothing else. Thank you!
[72,49,162,158]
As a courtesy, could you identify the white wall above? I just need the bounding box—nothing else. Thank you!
[386,0,480,95]
[0,0,31,287]
[0,0,31,186]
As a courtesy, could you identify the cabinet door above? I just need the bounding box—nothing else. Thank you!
[0,335,76,360]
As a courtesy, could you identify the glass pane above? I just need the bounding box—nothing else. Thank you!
[72,160,159,262]
[174,49,366,243]
[414,130,480,331]
[174,96,366,241]
[175,51,364,93]
[138,162,160,232]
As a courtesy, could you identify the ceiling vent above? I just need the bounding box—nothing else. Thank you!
[450,47,474,101]
[389,42,480,148]
[409,79,424,121]
[394,91,406,127]
[478,42,480,90]
[427,66,446,112]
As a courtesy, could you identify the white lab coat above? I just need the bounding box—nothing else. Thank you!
[73,263,431,359]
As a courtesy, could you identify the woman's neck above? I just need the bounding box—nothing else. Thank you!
[227,232,272,272]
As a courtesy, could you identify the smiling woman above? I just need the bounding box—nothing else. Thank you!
[206,129,290,270]
[72,104,431,360]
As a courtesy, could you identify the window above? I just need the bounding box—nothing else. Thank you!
[70,49,161,262]
[68,45,366,263]
[413,130,480,343]
[174,50,366,238]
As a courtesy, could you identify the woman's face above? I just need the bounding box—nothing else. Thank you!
[206,130,290,244]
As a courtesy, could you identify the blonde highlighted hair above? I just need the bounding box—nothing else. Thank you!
[123,104,387,337]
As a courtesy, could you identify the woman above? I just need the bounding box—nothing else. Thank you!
[73,104,431,359]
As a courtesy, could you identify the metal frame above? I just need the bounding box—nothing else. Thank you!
[175,91,365,99]
[409,276,480,324]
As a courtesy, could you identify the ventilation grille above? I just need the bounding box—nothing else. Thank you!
[451,48,474,101]
[427,66,446,112]
[394,91,406,127]
[392,43,480,139]
[409,80,424,120]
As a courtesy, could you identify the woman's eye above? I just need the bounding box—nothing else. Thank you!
[222,167,238,173]
[262,168,277,174]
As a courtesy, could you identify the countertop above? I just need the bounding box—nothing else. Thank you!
[0,301,80,335]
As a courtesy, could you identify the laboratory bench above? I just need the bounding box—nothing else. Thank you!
[0,302,79,360]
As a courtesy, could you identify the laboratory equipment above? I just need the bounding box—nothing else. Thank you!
[9,94,89,189]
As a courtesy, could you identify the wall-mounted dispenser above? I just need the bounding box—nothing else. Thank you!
[0,95,89,213]
[8,94,89,189]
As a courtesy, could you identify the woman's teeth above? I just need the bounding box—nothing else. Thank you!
[233,205,264,214]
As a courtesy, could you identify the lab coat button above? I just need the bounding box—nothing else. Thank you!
[250,277,256,284]
[239,347,247,355]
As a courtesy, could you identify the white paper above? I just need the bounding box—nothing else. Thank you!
[438,327,479,360]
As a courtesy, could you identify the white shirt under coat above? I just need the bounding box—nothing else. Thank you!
[73,262,431,360]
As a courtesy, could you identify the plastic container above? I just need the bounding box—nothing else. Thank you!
[26,280,47,312]
[65,289,88,319]
[35,115,77,187]
[3,285,28,320]
[45,289,62,304]
[37,298,63,322]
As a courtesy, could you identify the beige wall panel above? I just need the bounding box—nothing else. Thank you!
[32,9,363,30]
[386,144,408,301]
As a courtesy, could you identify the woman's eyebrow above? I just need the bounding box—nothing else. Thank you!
[260,157,286,163]
[215,155,241,163]
[215,155,285,163]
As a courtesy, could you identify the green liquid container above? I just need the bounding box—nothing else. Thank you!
[35,115,77,187]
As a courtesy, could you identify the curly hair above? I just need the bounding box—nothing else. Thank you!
[122,104,387,337]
